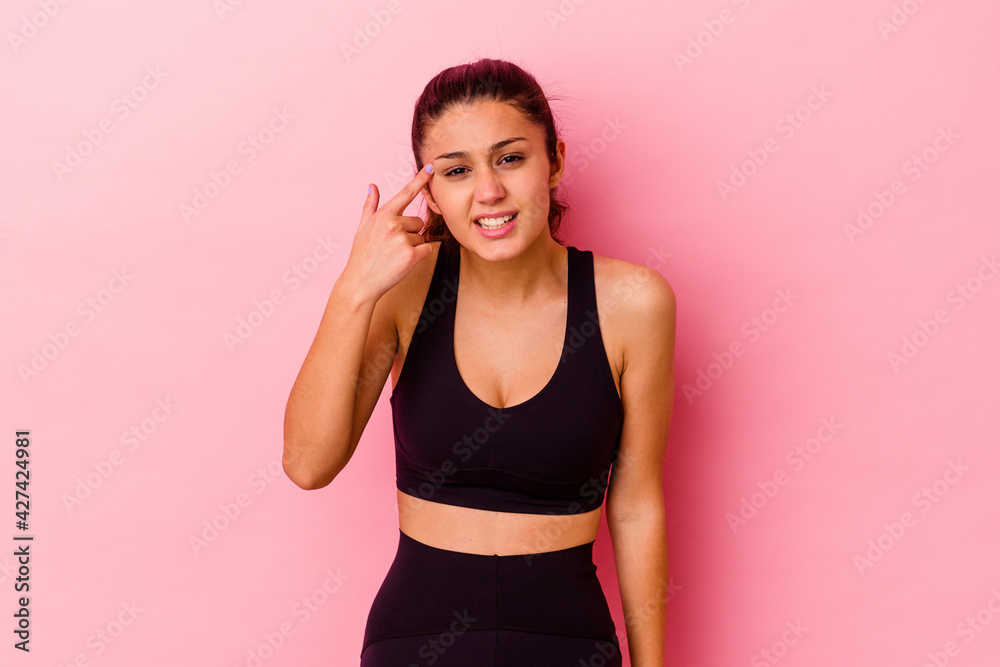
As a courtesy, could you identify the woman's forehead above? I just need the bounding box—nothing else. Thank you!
[427,102,541,151]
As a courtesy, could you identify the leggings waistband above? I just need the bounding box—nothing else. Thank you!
[397,527,597,563]
[362,528,619,654]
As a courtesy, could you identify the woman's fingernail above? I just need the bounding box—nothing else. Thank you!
[424,163,433,173]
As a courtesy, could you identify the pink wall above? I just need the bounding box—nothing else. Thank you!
[3,0,999,665]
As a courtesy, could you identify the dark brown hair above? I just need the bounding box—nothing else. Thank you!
[411,58,569,253]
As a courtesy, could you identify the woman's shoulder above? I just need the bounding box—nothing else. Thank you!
[590,248,676,344]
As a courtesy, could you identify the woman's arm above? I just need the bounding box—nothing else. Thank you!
[603,262,676,667]
[282,275,398,490]
[283,170,434,490]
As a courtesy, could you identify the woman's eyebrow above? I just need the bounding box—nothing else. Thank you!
[435,137,527,161]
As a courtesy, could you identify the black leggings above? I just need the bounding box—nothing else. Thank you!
[360,528,622,666]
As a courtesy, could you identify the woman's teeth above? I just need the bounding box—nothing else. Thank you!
[476,213,516,229]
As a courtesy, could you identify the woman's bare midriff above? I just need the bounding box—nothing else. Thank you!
[397,490,603,555]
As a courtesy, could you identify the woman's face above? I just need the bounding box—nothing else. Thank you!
[420,99,565,254]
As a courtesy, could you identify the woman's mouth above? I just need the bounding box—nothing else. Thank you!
[474,212,517,238]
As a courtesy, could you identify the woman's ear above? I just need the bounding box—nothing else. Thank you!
[422,184,441,215]
[549,138,566,189]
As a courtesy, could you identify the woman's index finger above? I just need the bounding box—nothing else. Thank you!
[382,163,434,215]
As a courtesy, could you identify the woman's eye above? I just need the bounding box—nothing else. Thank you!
[444,155,523,177]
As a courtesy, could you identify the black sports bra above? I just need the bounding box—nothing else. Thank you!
[390,239,623,515]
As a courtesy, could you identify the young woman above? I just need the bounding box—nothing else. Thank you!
[282,58,675,666]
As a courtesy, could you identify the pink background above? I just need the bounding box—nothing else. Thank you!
[3,1,999,665]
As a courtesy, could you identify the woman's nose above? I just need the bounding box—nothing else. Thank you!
[474,170,505,202]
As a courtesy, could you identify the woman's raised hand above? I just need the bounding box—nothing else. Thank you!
[342,164,437,302]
